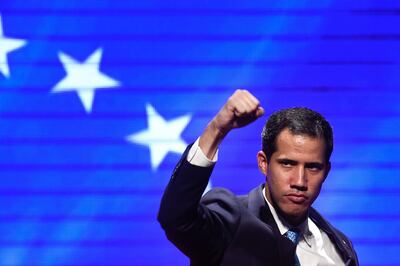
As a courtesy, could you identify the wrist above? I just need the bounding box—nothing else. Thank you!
[209,119,229,140]
[199,120,228,160]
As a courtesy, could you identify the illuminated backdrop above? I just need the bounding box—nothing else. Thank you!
[0,0,399,265]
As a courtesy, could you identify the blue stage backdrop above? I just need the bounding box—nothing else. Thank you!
[0,0,400,265]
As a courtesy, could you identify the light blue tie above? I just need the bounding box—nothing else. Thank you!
[284,229,301,266]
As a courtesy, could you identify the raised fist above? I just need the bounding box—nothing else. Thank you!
[212,89,264,135]
[199,90,264,159]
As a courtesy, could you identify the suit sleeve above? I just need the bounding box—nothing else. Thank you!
[157,144,240,264]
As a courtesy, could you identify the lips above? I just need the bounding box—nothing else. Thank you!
[286,193,308,204]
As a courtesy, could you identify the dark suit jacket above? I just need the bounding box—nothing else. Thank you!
[158,146,359,266]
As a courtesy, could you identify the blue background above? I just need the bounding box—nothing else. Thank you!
[1,0,400,265]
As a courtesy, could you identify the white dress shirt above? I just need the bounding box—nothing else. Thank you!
[187,138,345,265]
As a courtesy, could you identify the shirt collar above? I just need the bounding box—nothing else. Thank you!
[262,187,313,247]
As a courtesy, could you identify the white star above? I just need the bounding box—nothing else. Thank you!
[0,14,27,78]
[127,104,191,170]
[52,48,120,113]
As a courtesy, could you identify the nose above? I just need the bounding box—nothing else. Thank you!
[290,166,307,191]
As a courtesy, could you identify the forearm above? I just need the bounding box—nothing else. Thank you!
[198,119,227,160]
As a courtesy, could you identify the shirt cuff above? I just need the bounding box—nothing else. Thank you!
[187,137,218,167]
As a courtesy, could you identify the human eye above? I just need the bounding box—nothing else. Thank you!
[306,163,323,172]
[278,159,296,167]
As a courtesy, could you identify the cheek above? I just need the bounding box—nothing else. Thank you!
[267,169,289,197]
[268,168,290,189]
[308,178,325,198]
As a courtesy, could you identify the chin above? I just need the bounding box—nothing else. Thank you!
[281,206,307,222]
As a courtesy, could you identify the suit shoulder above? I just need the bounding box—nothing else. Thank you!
[201,187,248,208]
[199,188,249,225]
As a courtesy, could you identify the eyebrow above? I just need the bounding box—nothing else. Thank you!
[276,158,297,165]
[276,158,324,168]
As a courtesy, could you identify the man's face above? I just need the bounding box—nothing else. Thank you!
[257,128,331,225]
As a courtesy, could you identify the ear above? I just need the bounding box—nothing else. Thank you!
[257,151,268,175]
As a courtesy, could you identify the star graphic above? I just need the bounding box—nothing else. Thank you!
[0,14,27,78]
[52,48,120,113]
[127,104,191,170]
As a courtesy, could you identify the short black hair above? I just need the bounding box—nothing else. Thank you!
[261,107,333,162]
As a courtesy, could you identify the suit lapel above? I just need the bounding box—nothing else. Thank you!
[247,185,279,233]
[309,208,354,265]
[247,184,296,266]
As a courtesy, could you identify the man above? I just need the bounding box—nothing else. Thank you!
[158,90,359,266]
